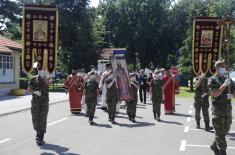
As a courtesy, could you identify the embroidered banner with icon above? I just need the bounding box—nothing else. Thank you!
[22,5,58,73]
[192,17,223,74]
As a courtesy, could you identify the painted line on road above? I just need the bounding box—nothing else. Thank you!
[186,144,235,150]
[190,106,193,109]
[0,138,11,144]
[188,110,193,114]
[180,140,187,151]
[184,126,189,133]
[47,117,68,126]
[186,117,191,122]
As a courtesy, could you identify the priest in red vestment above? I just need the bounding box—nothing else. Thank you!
[63,68,85,114]
[163,67,177,114]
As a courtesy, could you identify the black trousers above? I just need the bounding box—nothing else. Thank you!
[139,86,146,103]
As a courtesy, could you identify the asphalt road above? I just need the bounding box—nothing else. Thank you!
[0,97,234,155]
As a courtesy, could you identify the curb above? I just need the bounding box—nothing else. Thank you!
[0,99,68,117]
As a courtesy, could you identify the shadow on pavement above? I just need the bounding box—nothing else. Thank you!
[160,120,183,125]
[40,143,79,155]
[93,122,112,128]
[171,113,192,117]
[136,106,147,109]
[116,121,155,128]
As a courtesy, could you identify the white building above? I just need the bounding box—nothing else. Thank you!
[0,35,22,96]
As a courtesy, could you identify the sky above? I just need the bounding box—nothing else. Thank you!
[90,0,99,8]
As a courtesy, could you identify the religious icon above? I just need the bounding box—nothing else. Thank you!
[112,59,132,101]
[33,20,48,42]
[200,30,213,47]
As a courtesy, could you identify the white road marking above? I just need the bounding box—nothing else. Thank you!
[184,126,189,133]
[47,117,68,126]
[0,138,11,144]
[190,106,193,109]
[189,128,201,131]
[186,144,235,149]
[232,120,235,122]
[186,117,191,122]
[188,110,193,114]
[180,140,187,151]
[229,131,235,134]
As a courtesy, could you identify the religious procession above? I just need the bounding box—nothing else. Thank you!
[0,0,235,155]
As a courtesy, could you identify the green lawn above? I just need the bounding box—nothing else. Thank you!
[177,86,195,98]
[49,83,64,92]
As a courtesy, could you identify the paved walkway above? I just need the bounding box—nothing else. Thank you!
[0,92,68,116]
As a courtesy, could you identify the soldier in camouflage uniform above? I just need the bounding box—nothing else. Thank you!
[27,65,52,146]
[84,71,99,125]
[105,69,118,124]
[150,69,163,121]
[208,60,235,155]
[194,72,213,131]
[126,73,139,123]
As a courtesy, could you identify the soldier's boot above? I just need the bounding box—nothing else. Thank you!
[196,121,200,129]
[101,107,107,111]
[157,113,161,122]
[128,114,132,121]
[89,117,94,125]
[108,115,111,121]
[36,133,45,146]
[131,116,136,123]
[210,142,219,155]
[153,113,157,119]
[205,121,213,131]
[111,117,116,124]
[219,149,227,155]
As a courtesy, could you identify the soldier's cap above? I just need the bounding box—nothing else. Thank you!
[214,59,225,67]
[160,68,165,71]
[106,63,112,68]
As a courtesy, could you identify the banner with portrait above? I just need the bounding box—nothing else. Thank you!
[192,17,223,75]
[22,5,58,73]
[111,49,132,101]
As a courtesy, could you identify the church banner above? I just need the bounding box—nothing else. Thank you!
[22,5,58,73]
[111,49,132,101]
[192,17,223,74]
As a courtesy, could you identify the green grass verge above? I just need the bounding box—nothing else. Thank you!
[49,83,64,92]
[176,86,195,98]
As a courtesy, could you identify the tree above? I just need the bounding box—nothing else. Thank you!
[0,0,21,40]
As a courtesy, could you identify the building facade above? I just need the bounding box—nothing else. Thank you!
[0,36,22,96]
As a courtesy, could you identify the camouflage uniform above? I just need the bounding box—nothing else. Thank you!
[126,82,138,121]
[194,77,210,127]
[150,79,163,118]
[106,80,118,123]
[28,75,49,136]
[84,79,99,122]
[208,74,235,151]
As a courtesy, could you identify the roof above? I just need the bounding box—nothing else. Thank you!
[0,35,22,53]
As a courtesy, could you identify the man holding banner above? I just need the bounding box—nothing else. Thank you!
[63,68,85,114]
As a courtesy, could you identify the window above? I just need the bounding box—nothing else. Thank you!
[0,54,14,69]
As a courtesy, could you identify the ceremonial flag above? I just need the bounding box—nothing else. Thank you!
[22,5,59,73]
[192,17,223,74]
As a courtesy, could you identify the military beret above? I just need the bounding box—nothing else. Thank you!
[214,59,225,67]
